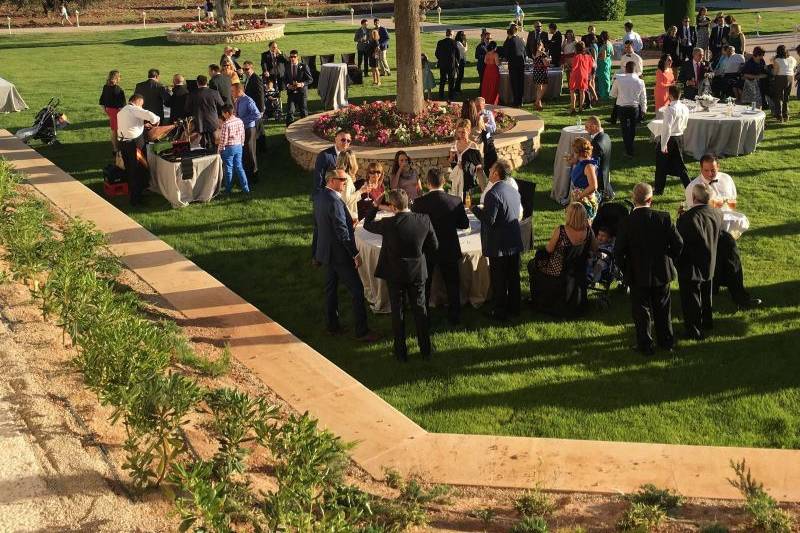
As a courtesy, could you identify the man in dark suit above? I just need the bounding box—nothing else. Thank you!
[184,75,224,151]
[615,183,683,355]
[585,116,613,200]
[167,74,190,123]
[365,190,438,361]
[581,25,598,48]
[208,64,232,106]
[503,25,527,107]
[312,129,351,197]
[134,68,171,123]
[547,23,563,67]
[242,60,266,151]
[435,29,459,101]
[709,15,728,64]
[261,40,287,90]
[677,48,708,100]
[411,168,470,324]
[312,169,375,341]
[677,182,723,340]
[283,49,313,125]
[526,21,545,58]
[472,159,523,320]
[475,31,491,89]
[677,17,698,62]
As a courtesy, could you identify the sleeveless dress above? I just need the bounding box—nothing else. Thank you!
[570,158,600,218]
[532,53,548,84]
[569,53,593,91]
[480,51,501,105]
[530,225,593,316]
[595,44,613,98]
[654,68,674,111]
[696,15,710,52]
[448,141,477,200]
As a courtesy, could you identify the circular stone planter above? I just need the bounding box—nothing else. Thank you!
[166,24,285,44]
[286,105,544,180]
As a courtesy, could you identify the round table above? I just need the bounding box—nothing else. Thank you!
[0,77,27,113]
[499,65,563,105]
[551,125,589,205]
[317,63,349,110]
[647,103,765,160]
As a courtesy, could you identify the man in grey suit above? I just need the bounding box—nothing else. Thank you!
[585,116,614,200]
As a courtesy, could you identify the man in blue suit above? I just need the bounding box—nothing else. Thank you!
[472,159,523,320]
[312,169,375,340]
[312,129,352,197]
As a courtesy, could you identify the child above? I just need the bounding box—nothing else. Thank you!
[263,79,282,121]
[59,1,73,25]
[587,227,616,284]
[217,104,250,195]
[422,53,436,100]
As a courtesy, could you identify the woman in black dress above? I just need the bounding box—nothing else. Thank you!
[98,69,126,154]
[662,26,681,67]
[368,29,381,86]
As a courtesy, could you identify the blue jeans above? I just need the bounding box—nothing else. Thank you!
[221,145,250,193]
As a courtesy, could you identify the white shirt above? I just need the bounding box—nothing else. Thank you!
[685,172,737,207]
[660,100,689,148]
[456,41,467,60]
[773,57,798,76]
[116,104,160,140]
[617,52,643,75]
[611,73,647,111]
[623,31,643,53]
[481,177,523,219]
[723,53,745,75]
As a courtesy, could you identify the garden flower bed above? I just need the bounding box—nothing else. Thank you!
[166,20,284,44]
[175,19,271,33]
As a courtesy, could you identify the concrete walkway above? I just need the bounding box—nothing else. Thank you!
[2,128,799,502]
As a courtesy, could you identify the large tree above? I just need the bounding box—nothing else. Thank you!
[215,0,232,27]
[394,0,426,114]
[664,0,695,32]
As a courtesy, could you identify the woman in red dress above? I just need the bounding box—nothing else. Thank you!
[568,41,593,114]
[480,41,501,105]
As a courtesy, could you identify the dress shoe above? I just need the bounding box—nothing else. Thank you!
[355,331,380,343]
[737,297,762,309]
[681,331,704,341]
[631,344,655,356]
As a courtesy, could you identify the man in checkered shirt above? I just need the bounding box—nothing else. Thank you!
[218,103,250,195]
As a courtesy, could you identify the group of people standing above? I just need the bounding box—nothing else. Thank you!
[353,18,391,86]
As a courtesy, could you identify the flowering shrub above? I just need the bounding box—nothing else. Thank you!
[642,35,665,50]
[313,101,517,147]
[176,19,271,33]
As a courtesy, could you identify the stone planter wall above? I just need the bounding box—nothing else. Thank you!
[286,105,544,181]
[166,24,285,44]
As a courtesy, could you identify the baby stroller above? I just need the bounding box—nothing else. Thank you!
[14,97,69,146]
[587,200,632,308]
[263,86,283,123]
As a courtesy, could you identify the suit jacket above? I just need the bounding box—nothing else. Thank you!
[709,25,729,51]
[364,207,438,285]
[472,180,523,257]
[676,204,723,281]
[503,35,527,64]
[581,32,597,48]
[475,41,488,71]
[311,188,359,266]
[677,24,697,48]
[435,37,459,73]
[678,59,709,98]
[548,31,563,61]
[167,84,190,122]
[411,190,469,263]
[261,51,287,88]
[662,34,680,58]
[209,73,232,106]
[313,146,337,196]
[244,73,265,113]
[184,87,224,133]
[525,29,545,58]
[134,79,171,121]
[284,62,313,96]
[590,132,612,186]
[614,207,683,288]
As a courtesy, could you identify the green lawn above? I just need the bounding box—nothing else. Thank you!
[2,7,799,449]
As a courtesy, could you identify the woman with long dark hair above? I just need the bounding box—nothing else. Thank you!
[390,150,421,201]
[480,41,501,105]
[654,54,675,112]
[454,31,468,94]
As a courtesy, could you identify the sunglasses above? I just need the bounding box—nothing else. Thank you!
[339,138,352,143]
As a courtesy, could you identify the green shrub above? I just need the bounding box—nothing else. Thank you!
[514,488,555,517]
[728,459,795,533]
[565,0,625,21]
[617,502,665,531]
[664,0,696,32]
[511,515,550,533]
[628,484,684,513]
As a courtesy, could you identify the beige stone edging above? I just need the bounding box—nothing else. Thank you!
[2,129,799,502]
[285,104,544,179]
[166,24,285,44]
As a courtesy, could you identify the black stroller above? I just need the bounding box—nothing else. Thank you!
[587,200,632,308]
[14,97,68,146]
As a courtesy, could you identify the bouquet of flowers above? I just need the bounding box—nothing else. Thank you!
[695,93,718,110]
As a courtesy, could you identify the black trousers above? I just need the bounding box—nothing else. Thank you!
[714,230,751,305]
[618,106,638,155]
[439,67,455,100]
[325,260,368,337]
[680,45,693,62]
[455,59,465,93]
[508,59,525,107]
[243,126,258,183]
[255,118,266,151]
[285,91,308,125]
[489,254,521,318]
[477,64,485,91]
[680,278,713,338]
[654,136,690,194]
[388,280,430,360]
[357,48,369,76]
[199,131,217,153]
[119,136,147,206]
[425,258,461,324]
[629,284,674,349]
[772,75,792,119]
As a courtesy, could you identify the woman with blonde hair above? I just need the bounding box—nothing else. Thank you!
[336,150,363,220]
[368,29,382,86]
[99,69,126,154]
[221,58,241,85]
[725,23,745,55]
[568,137,599,219]
[364,161,386,203]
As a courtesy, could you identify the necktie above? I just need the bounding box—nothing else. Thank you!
[696,62,701,81]
[292,64,296,80]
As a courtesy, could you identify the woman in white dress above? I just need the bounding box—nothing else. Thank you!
[336,150,364,221]
[448,118,479,201]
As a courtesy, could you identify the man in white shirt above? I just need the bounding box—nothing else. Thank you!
[623,21,643,53]
[116,93,160,206]
[654,85,690,195]
[610,62,646,156]
[617,40,643,75]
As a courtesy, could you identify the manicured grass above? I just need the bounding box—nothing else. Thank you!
[1,10,799,449]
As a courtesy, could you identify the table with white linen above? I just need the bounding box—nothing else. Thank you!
[647,103,765,160]
[146,146,222,208]
[551,125,590,204]
[317,63,349,110]
[0,77,28,113]
[499,66,563,105]
[355,212,532,313]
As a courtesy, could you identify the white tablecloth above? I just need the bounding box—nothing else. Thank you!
[647,103,765,159]
[499,67,563,105]
[355,212,532,313]
[0,77,28,113]
[146,147,222,208]
[317,63,349,110]
[551,125,589,204]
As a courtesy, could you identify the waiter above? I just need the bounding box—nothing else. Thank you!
[116,93,159,206]
[655,85,690,195]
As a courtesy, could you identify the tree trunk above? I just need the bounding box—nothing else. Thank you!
[394,0,424,115]
[664,0,695,32]
[216,0,232,27]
